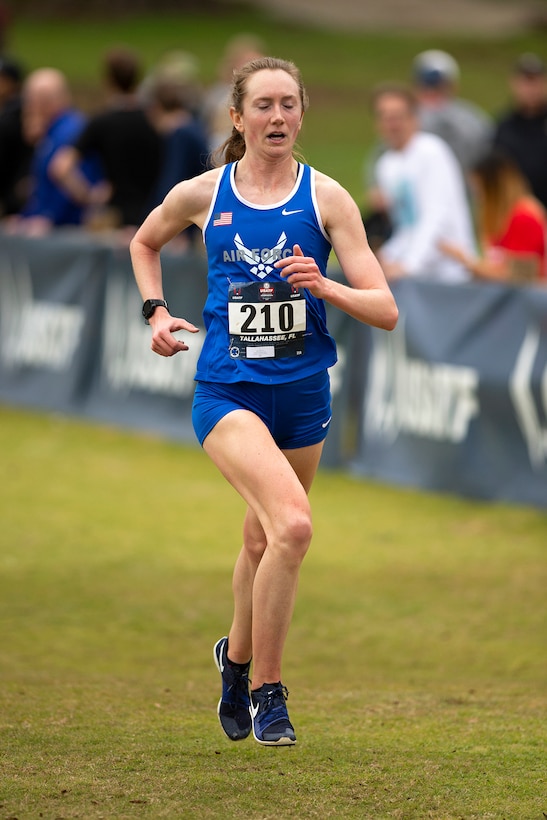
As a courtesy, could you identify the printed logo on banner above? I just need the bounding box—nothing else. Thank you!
[101,275,204,397]
[509,324,547,470]
[364,317,480,444]
[0,251,84,370]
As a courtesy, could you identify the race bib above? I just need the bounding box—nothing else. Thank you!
[228,281,307,359]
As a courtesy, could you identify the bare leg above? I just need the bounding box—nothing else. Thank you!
[227,507,266,665]
[203,409,323,688]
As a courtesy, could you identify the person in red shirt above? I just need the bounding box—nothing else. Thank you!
[440,148,546,282]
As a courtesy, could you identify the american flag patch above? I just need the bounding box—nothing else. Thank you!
[213,212,233,226]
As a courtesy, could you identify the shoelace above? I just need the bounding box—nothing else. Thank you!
[259,684,289,719]
[225,668,251,709]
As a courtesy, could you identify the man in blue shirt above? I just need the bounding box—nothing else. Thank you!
[14,68,102,234]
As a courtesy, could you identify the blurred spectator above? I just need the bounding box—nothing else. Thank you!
[141,49,203,122]
[146,76,209,204]
[9,67,102,235]
[51,46,162,229]
[362,50,490,250]
[202,33,265,153]
[412,49,492,174]
[145,75,210,249]
[0,56,32,216]
[370,83,475,283]
[493,53,547,209]
[439,149,546,282]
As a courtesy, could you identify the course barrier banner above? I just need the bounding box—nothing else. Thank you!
[0,233,352,466]
[83,248,209,443]
[1,233,545,507]
[354,278,547,508]
[0,233,110,412]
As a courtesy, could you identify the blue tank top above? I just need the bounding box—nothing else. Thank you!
[196,162,337,384]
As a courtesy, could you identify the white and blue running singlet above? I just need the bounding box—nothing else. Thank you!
[197,161,337,384]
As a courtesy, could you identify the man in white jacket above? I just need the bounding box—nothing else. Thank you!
[370,83,475,284]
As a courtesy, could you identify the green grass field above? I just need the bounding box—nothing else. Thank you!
[1,405,545,819]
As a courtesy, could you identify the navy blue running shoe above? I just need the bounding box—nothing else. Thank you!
[250,682,296,746]
[213,636,251,741]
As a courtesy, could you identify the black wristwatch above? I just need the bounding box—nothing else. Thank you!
[142,298,169,324]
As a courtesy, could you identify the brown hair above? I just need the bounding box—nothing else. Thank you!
[370,82,419,114]
[212,56,309,166]
[472,149,532,239]
[104,47,142,94]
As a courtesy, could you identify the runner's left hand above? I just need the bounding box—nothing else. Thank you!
[275,244,327,297]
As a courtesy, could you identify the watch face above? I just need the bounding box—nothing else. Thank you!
[142,299,167,320]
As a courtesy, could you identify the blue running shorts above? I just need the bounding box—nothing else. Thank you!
[192,370,332,449]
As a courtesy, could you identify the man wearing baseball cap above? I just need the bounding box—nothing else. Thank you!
[412,49,492,174]
[494,53,547,208]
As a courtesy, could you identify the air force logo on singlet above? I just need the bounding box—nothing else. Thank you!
[223,232,293,279]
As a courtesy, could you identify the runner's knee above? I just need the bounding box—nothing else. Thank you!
[272,508,313,564]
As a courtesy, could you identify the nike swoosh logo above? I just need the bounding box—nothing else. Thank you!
[321,416,332,429]
[250,702,260,719]
[281,208,304,216]
[216,638,225,672]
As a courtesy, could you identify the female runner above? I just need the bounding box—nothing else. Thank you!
[130,56,398,746]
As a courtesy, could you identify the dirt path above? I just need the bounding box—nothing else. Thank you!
[247,0,542,34]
